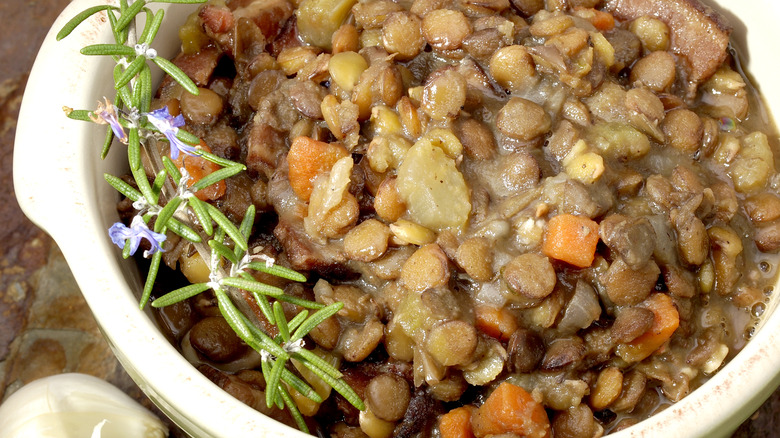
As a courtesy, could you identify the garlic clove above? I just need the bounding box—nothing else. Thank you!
[0,373,168,438]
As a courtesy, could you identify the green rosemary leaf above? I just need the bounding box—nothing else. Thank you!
[161,155,182,181]
[140,249,163,309]
[122,237,133,259]
[278,384,309,434]
[220,277,284,297]
[187,196,213,236]
[246,261,307,283]
[208,239,239,265]
[114,0,145,32]
[137,8,155,44]
[105,173,142,201]
[176,128,201,146]
[229,295,289,359]
[152,168,167,198]
[131,64,145,109]
[112,65,133,107]
[100,125,114,160]
[154,196,183,233]
[280,367,320,403]
[193,149,243,168]
[56,5,112,40]
[252,291,275,324]
[107,7,128,45]
[153,57,199,95]
[81,43,136,57]
[274,301,290,342]
[65,109,93,122]
[265,356,287,409]
[116,55,146,90]
[140,8,165,45]
[137,64,153,113]
[152,282,212,308]
[259,357,285,410]
[274,294,325,310]
[293,349,343,380]
[286,310,309,333]
[191,164,244,192]
[293,352,365,411]
[128,129,157,205]
[239,204,256,240]
[234,205,255,259]
[166,217,202,242]
[290,302,344,342]
[205,203,247,251]
[127,128,142,170]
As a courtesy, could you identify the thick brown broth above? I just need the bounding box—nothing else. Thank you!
[134,0,780,436]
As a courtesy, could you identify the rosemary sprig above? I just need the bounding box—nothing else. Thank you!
[61,0,363,429]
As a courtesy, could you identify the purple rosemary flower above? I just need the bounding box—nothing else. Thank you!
[719,117,737,132]
[144,106,198,159]
[90,97,127,144]
[108,216,166,257]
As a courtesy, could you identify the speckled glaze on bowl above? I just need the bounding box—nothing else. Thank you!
[13,0,780,437]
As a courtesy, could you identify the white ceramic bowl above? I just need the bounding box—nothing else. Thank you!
[13,0,780,437]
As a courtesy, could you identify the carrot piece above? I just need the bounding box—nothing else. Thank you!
[474,305,518,341]
[573,7,615,31]
[541,214,600,268]
[471,382,551,438]
[173,140,225,201]
[287,136,350,201]
[439,406,476,438]
[616,293,680,363]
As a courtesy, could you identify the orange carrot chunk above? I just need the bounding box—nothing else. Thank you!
[573,7,615,31]
[474,305,518,342]
[471,382,551,438]
[173,140,225,201]
[439,406,476,438]
[287,136,350,201]
[542,214,600,268]
[616,293,680,363]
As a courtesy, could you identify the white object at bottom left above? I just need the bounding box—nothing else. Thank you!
[0,373,168,438]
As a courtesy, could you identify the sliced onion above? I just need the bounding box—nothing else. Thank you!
[558,280,602,335]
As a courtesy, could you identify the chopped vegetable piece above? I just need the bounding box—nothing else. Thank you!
[287,136,350,201]
[439,406,476,438]
[475,305,518,342]
[471,382,551,438]
[173,141,225,201]
[542,214,599,268]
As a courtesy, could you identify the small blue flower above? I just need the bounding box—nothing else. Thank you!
[108,216,166,257]
[90,98,127,144]
[144,106,198,159]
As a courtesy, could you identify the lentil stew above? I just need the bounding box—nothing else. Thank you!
[128,0,780,436]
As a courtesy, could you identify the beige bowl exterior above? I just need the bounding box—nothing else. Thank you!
[13,0,780,437]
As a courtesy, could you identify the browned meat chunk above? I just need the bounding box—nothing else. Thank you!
[604,0,731,93]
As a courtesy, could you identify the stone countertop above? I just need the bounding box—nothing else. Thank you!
[0,1,778,438]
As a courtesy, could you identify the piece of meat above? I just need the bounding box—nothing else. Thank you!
[245,120,287,179]
[161,45,222,90]
[233,0,294,41]
[604,0,731,94]
[200,3,234,34]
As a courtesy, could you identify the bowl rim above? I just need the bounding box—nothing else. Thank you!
[13,0,780,437]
